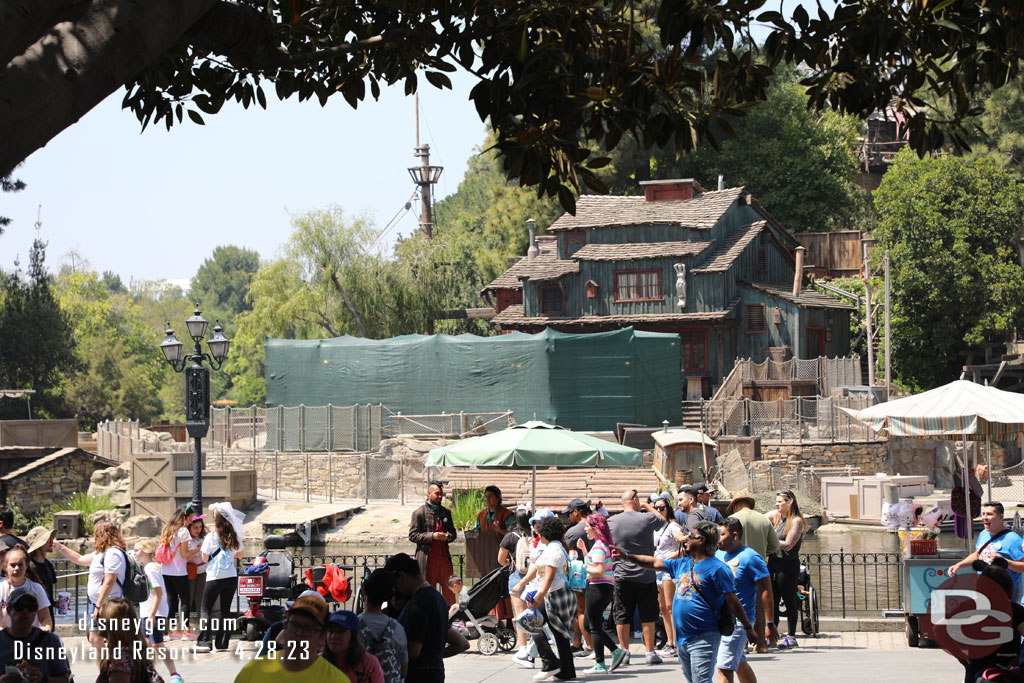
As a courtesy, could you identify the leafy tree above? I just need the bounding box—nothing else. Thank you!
[874,149,1024,390]
[4,1,1022,211]
[189,245,260,318]
[0,173,25,234]
[54,271,165,427]
[0,236,77,418]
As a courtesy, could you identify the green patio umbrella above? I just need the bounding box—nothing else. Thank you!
[426,420,644,508]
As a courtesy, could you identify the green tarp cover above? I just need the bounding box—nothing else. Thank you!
[265,327,681,431]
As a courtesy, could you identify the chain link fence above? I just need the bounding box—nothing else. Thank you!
[387,411,515,439]
[703,396,882,444]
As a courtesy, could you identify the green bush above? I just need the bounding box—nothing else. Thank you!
[23,492,115,537]
[450,488,486,531]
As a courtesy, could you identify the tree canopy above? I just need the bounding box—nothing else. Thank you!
[3,0,1023,212]
[874,149,1024,391]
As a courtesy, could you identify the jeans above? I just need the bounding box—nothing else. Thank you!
[678,631,721,683]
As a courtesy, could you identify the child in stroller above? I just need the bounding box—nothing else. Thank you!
[795,564,819,637]
[448,564,518,655]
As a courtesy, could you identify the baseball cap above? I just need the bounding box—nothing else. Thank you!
[679,486,699,498]
[327,609,360,631]
[561,499,591,515]
[8,585,38,609]
[516,503,531,514]
[529,508,555,524]
[694,483,711,495]
[383,552,421,577]
[288,593,329,626]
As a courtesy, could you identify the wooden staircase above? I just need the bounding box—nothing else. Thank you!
[681,402,703,429]
[443,467,663,514]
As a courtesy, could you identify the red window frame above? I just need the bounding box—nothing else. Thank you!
[564,231,586,258]
[746,303,767,334]
[679,329,708,373]
[539,285,564,315]
[613,269,662,303]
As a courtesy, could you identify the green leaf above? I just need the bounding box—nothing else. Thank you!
[187,110,205,125]
[425,71,452,90]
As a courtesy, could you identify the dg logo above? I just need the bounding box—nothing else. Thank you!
[930,573,1014,660]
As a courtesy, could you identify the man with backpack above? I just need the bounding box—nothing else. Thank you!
[0,586,70,683]
[359,568,409,683]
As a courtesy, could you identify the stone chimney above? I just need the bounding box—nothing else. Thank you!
[526,218,539,261]
[793,246,806,297]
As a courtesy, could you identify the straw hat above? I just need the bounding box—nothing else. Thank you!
[25,526,56,554]
[725,495,756,516]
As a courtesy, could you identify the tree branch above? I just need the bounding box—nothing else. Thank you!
[0,0,90,68]
[0,0,218,177]
[315,310,340,338]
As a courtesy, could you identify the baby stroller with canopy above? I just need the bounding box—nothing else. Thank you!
[797,564,819,637]
[449,564,518,655]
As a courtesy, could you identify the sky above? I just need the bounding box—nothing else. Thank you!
[1,70,486,287]
[0,4,824,289]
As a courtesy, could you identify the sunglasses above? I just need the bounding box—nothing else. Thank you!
[630,490,639,500]
[654,505,667,511]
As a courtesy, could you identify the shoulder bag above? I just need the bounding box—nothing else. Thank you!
[689,566,734,636]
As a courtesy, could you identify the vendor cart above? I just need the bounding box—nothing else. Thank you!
[902,550,964,647]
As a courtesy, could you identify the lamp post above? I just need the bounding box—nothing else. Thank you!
[159,305,230,512]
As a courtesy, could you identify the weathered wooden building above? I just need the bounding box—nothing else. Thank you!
[483,179,854,399]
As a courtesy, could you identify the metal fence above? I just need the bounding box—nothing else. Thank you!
[704,396,883,443]
[387,411,515,439]
[729,356,862,396]
[53,548,902,629]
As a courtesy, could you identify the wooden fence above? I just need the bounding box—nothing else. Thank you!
[795,230,866,279]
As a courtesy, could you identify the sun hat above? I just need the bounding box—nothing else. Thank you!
[725,495,757,516]
[25,526,56,555]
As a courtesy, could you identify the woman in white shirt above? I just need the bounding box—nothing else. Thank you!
[651,493,683,658]
[53,521,127,654]
[135,538,183,683]
[158,507,201,637]
[0,546,52,631]
[194,502,244,653]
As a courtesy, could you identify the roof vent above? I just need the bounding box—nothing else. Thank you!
[638,178,705,202]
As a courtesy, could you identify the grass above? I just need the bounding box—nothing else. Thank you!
[16,492,115,537]
[450,487,487,531]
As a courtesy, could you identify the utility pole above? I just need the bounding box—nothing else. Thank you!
[863,241,876,393]
[408,93,443,238]
[884,249,891,400]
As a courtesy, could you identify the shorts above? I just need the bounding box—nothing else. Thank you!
[612,579,659,624]
[509,571,524,595]
[715,625,748,671]
[656,571,672,585]
[142,616,167,644]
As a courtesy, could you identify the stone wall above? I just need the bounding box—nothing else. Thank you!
[889,437,1019,488]
[718,440,888,493]
[211,437,452,501]
[7,451,114,514]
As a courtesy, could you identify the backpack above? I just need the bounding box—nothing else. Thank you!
[154,541,177,565]
[514,534,530,574]
[361,618,403,683]
[209,535,236,574]
[110,548,149,605]
[567,551,586,592]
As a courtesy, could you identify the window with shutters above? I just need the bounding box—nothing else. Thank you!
[613,269,662,302]
[757,248,768,274]
[746,304,767,333]
[539,285,564,315]
[679,330,708,372]
[564,232,586,258]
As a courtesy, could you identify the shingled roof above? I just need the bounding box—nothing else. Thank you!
[693,221,767,273]
[492,298,741,327]
[482,237,577,292]
[738,281,855,310]
[548,187,745,232]
[572,241,714,262]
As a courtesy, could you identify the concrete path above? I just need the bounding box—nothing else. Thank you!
[65,632,965,682]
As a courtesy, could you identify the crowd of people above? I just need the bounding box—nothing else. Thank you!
[412,480,806,683]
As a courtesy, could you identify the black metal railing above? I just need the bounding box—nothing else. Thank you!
[54,549,900,627]
[801,550,903,618]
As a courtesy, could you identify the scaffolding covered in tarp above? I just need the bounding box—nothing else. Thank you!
[265,328,681,432]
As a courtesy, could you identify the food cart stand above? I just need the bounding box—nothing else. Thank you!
[842,379,1024,647]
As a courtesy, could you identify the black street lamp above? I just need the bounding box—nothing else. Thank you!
[159,305,230,512]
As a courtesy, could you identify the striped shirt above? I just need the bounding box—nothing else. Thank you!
[585,539,614,585]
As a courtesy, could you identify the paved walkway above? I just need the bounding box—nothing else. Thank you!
[65,633,965,682]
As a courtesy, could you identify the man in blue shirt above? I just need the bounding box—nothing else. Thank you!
[611,521,755,683]
[715,517,778,683]
[949,501,1024,600]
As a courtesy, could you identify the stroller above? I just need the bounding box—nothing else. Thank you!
[449,564,517,655]
[796,564,819,637]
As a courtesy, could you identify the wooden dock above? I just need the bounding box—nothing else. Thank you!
[259,503,364,545]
